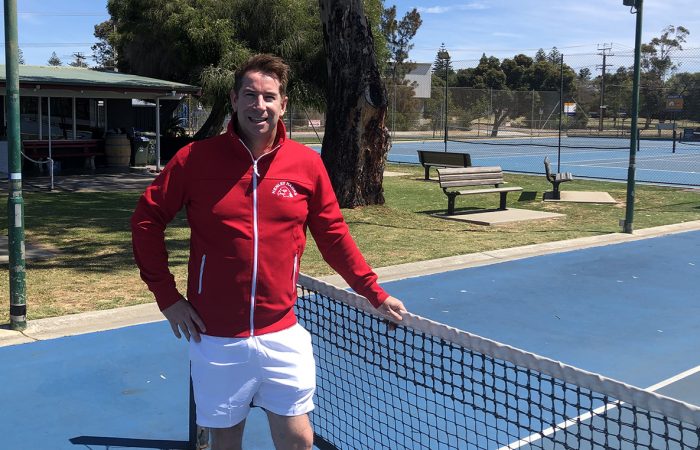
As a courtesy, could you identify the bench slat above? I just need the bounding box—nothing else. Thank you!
[440,178,505,188]
[440,171,503,180]
[437,166,501,175]
[455,187,522,195]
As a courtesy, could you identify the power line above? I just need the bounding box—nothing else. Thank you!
[0,43,96,47]
[17,12,107,16]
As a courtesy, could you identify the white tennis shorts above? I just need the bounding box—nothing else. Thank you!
[189,323,316,428]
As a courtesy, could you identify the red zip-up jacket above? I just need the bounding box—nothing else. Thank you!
[131,121,388,337]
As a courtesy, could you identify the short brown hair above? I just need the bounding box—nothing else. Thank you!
[233,54,290,97]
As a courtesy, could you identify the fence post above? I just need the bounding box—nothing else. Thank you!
[444,67,448,152]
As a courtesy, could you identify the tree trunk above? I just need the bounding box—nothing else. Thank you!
[318,0,390,208]
[491,108,508,137]
[192,96,228,140]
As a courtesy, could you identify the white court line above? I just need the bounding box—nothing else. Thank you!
[499,365,700,450]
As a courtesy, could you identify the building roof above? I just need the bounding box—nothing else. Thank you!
[407,63,432,76]
[0,65,200,100]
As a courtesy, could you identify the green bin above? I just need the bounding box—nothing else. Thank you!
[133,136,151,166]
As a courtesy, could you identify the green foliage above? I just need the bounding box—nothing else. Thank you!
[107,0,326,110]
[432,43,454,81]
[381,5,422,82]
[364,0,390,74]
[453,49,576,135]
[639,25,690,127]
[47,52,62,66]
[92,19,116,69]
[667,71,700,122]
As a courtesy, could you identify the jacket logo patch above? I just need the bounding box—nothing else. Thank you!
[272,181,298,198]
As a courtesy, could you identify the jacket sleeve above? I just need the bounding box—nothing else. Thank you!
[130,147,190,311]
[307,156,389,308]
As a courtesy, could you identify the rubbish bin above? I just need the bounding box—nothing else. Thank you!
[133,136,151,166]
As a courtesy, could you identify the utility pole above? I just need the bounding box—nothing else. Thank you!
[71,52,87,67]
[597,44,613,132]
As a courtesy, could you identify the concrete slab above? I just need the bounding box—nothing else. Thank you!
[434,208,565,225]
[544,191,617,203]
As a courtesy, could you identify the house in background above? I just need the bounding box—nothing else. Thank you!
[0,65,199,175]
[404,63,432,99]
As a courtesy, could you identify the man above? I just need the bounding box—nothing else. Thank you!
[131,54,406,450]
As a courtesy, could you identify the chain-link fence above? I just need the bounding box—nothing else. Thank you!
[379,48,700,186]
[177,47,700,186]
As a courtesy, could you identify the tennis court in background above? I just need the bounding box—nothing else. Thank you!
[1,227,699,449]
[382,136,700,186]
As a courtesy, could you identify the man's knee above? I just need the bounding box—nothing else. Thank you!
[267,412,314,450]
[210,420,246,450]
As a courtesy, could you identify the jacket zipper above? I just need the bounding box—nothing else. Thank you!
[292,252,298,295]
[240,139,281,337]
[197,254,206,294]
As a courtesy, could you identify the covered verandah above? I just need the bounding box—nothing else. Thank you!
[0,65,199,181]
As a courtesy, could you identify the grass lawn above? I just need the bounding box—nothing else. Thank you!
[1,162,699,324]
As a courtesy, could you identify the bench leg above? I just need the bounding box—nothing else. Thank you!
[552,181,561,200]
[424,166,430,181]
[499,192,508,210]
[447,194,456,215]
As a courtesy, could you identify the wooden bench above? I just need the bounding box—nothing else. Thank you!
[22,139,104,171]
[544,156,573,200]
[437,166,523,214]
[417,150,471,180]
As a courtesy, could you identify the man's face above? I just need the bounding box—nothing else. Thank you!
[230,70,287,147]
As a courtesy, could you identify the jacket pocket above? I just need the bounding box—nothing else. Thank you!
[198,254,207,295]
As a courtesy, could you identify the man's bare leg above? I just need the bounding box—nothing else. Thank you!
[266,411,313,450]
[210,420,246,450]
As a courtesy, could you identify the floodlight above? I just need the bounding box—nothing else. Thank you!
[623,0,636,6]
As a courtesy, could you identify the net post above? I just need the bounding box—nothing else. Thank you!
[673,128,677,153]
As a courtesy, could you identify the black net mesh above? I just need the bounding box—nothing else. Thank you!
[296,278,700,450]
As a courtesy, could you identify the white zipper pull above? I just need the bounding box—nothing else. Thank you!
[253,160,260,177]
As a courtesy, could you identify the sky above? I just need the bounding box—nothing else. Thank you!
[1,0,699,69]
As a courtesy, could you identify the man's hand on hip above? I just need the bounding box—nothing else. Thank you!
[162,298,206,342]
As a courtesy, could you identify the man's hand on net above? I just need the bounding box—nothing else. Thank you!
[378,296,407,322]
[162,298,206,342]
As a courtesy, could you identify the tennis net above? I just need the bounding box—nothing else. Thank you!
[296,274,700,450]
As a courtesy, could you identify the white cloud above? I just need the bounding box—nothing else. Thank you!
[418,3,488,14]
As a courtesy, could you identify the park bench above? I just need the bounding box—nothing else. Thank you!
[544,156,573,200]
[437,166,522,214]
[22,139,104,171]
[417,150,471,180]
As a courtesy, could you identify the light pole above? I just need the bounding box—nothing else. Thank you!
[622,0,643,234]
[5,0,27,330]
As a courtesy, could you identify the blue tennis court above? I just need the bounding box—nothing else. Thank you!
[383,136,700,186]
[1,228,699,449]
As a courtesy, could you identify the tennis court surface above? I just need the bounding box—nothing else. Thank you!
[383,136,700,186]
[1,223,699,449]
